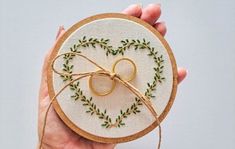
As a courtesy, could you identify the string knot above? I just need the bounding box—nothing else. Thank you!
[110,72,117,80]
[45,52,162,149]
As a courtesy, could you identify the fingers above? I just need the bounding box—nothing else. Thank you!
[122,4,142,17]
[177,67,187,84]
[39,26,65,100]
[123,4,166,37]
[55,26,65,40]
[154,22,167,36]
[140,4,161,25]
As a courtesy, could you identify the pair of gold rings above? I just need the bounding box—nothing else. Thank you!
[89,58,137,96]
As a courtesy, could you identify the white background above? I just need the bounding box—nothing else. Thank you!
[0,0,235,149]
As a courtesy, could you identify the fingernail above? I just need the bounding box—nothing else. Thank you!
[56,25,64,39]
[146,3,161,9]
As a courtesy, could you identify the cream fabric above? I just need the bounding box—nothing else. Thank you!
[52,18,173,138]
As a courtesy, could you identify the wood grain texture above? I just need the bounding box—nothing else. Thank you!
[47,13,178,143]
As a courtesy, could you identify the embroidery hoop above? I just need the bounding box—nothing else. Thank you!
[47,13,178,143]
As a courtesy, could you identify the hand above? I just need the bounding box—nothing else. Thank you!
[38,4,187,149]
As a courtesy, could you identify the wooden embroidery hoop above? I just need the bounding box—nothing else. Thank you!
[47,13,178,143]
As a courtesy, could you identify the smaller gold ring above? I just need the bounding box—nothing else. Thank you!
[112,58,137,82]
[89,70,116,96]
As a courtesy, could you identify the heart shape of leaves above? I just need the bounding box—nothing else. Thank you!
[60,36,165,128]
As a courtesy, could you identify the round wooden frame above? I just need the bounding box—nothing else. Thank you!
[47,13,178,143]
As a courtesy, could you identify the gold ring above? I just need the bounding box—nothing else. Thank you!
[89,70,116,96]
[112,58,137,82]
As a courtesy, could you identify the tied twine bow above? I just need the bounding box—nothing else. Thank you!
[39,52,162,149]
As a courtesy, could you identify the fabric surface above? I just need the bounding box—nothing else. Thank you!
[52,18,173,138]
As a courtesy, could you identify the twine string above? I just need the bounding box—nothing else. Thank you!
[39,52,162,149]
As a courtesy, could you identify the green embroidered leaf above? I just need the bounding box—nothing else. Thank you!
[60,36,165,129]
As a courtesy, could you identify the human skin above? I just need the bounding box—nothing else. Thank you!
[38,3,187,149]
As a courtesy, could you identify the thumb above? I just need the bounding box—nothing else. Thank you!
[39,26,66,100]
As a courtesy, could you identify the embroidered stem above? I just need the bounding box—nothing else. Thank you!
[60,37,165,128]
[39,51,162,149]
